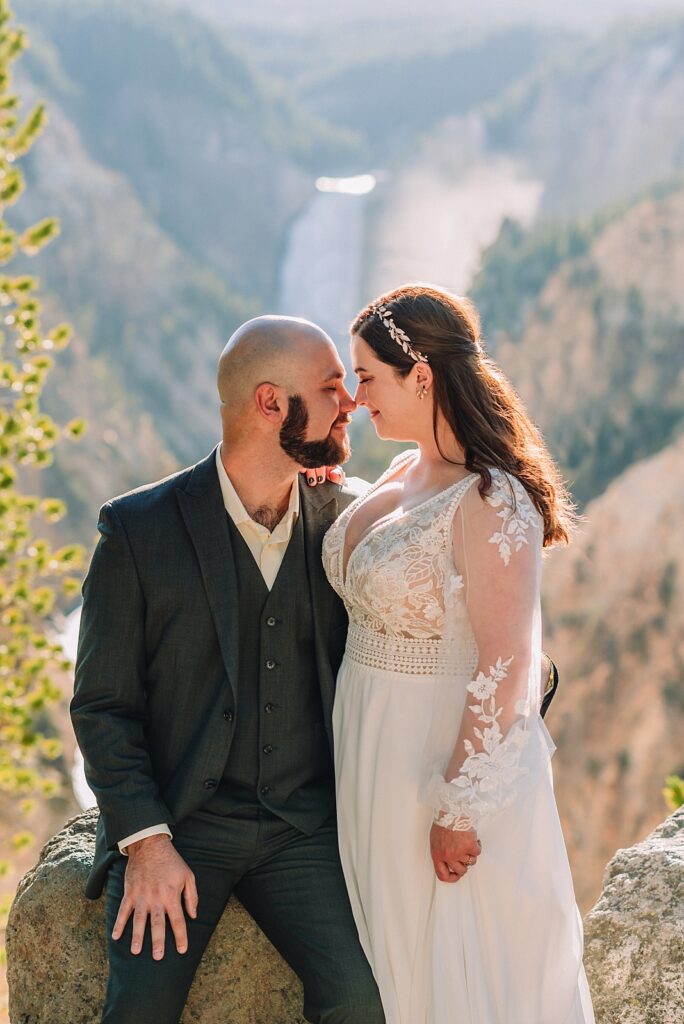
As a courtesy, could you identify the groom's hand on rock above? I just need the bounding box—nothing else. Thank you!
[112,833,198,960]
[429,823,481,883]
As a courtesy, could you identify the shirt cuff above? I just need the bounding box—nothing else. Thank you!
[118,824,172,855]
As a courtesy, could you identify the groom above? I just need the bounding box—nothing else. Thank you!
[71,316,385,1023]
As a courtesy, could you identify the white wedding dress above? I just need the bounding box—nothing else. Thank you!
[322,450,594,1024]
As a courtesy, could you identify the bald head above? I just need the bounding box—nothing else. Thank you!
[217,316,336,413]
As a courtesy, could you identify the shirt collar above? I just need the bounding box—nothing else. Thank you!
[215,445,300,532]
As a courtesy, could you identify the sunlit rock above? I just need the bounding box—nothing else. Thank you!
[7,809,305,1024]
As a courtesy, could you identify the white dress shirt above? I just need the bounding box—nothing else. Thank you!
[118,447,300,854]
[214,445,300,590]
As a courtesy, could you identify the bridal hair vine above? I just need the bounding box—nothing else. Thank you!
[371,304,429,364]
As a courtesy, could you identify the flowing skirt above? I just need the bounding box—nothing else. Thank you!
[333,653,595,1024]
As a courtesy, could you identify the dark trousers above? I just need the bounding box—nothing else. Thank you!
[101,807,384,1024]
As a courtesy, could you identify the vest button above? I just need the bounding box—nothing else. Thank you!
[265,659,276,670]
[262,744,273,754]
[223,709,234,722]
[204,778,217,789]
[266,616,277,627]
[264,703,275,713]
[260,785,271,796]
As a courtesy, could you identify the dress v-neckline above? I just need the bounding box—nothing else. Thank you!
[340,452,476,587]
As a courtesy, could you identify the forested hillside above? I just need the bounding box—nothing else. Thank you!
[473,182,684,505]
[12,0,357,531]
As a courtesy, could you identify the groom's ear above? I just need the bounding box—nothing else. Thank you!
[254,382,285,423]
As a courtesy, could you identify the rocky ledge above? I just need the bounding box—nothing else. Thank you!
[6,805,684,1022]
[6,807,304,1024]
[583,805,683,1023]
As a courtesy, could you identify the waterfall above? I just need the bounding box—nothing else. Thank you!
[277,174,377,362]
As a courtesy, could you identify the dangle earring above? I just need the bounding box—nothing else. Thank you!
[417,384,428,401]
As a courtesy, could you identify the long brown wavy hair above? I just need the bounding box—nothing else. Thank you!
[351,284,575,547]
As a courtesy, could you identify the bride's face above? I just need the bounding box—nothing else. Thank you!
[350,334,422,441]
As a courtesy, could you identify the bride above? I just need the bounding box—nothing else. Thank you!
[322,284,595,1024]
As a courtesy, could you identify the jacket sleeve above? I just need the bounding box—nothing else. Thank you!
[71,501,173,850]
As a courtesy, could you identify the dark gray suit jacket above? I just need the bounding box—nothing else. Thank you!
[71,447,359,898]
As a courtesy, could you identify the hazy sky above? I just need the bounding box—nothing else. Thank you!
[188,0,684,33]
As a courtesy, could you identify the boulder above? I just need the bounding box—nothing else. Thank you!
[584,805,684,1024]
[10,805,683,1023]
[6,808,305,1024]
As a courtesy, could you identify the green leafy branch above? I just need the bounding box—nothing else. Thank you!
[0,0,85,911]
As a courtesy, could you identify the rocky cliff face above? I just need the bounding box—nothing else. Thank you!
[484,183,684,505]
[19,0,330,302]
[486,18,684,218]
[10,0,347,534]
[13,78,224,534]
[361,17,684,308]
[542,435,684,911]
[471,183,684,912]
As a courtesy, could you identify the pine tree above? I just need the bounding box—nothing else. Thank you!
[0,0,84,947]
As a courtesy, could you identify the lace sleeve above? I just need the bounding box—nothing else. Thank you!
[433,470,544,832]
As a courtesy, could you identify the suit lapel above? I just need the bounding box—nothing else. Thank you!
[176,453,342,714]
[300,480,339,725]
[176,447,239,702]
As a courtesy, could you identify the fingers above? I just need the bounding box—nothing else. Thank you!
[436,833,481,863]
[167,903,189,958]
[118,895,191,959]
[183,871,199,921]
[429,822,483,882]
[466,837,481,860]
[435,858,467,883]
[434,859,453,883]
[150,904,168,960]
[457,834,481,862]
[299,467,319,486]
[459,839,481,868]
[111,894,133,942]
[301,466,339,486]
[131,904,150,956]
[113,879,197,959]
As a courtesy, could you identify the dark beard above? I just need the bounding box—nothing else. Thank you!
[279,393,351,469]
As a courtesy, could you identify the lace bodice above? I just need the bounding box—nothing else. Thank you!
[324,451,477,644]
[323,449,548,831]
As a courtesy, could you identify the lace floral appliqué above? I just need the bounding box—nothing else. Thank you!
[322,452,477,650]
[486,471,539,566]
[435,655,530,831]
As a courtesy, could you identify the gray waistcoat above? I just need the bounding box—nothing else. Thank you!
[209,509,335,833]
